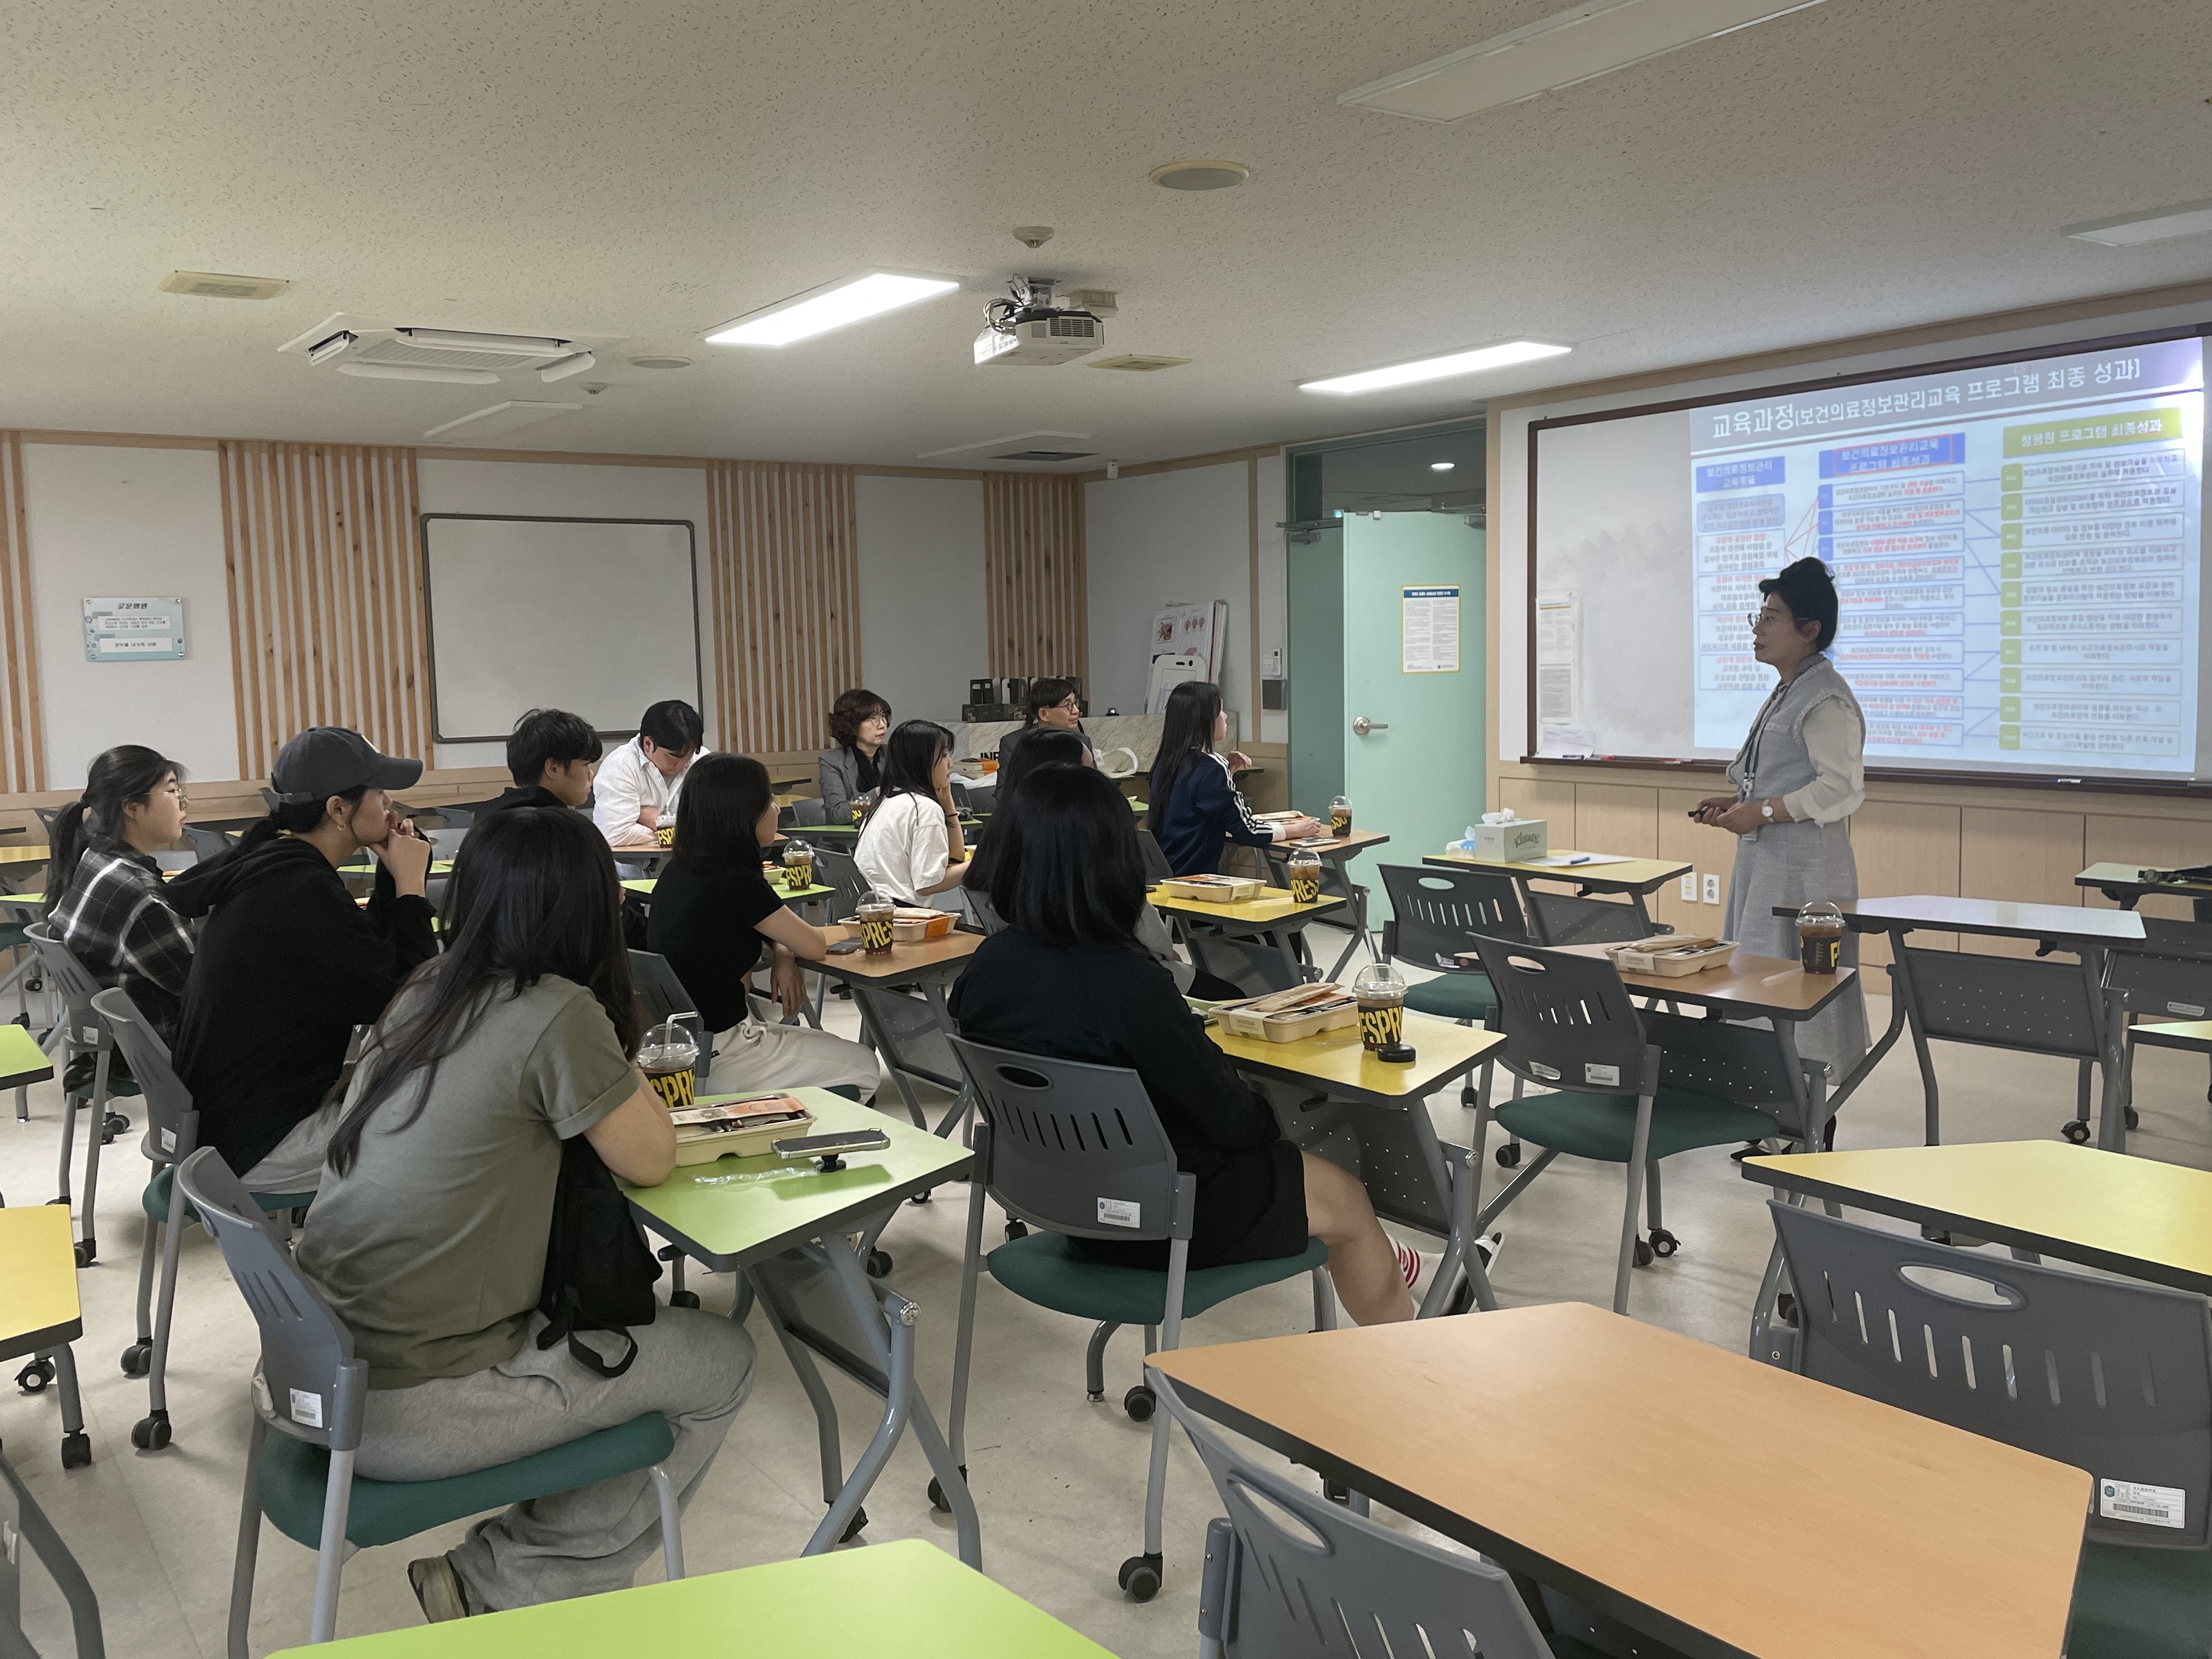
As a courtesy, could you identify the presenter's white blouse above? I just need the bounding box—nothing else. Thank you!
[1782,699,1866,825]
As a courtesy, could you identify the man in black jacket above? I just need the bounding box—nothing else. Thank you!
[481,707,601,817]
[169,728,438,1189]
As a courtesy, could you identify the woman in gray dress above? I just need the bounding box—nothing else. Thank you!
[1693,556,1870,1099]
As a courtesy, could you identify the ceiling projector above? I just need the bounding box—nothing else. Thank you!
[974,277,1104,367]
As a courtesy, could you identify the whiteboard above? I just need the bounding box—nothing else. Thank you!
[422,515,701,743]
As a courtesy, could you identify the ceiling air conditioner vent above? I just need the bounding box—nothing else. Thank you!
[1088,354,1192,372]
[160,270,290,301]
[352,338,540,372]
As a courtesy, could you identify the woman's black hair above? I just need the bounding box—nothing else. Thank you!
[672,752,775,864]
[876,719,951,803]
[1759,556,1839,652]
[988,765,1144,947]
[227,785,371,862]
[44,746,184,916]
[964,727,1088,892]
[1148,679,1223,798]
[827,688,891,751]
[325,807,639,1176]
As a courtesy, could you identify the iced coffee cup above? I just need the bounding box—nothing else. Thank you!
[639,1019,700,1110]
[1797,900,1845,975]
[1353,963,1407,1052]
[782,839,814,893]
[1288,849,1322,904]
[857,890,896,956]
[1329,795,1353,839]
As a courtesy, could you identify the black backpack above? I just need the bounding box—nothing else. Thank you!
[536,1133,662,1377]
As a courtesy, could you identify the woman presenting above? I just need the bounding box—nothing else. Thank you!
[1692,556,1869,1096]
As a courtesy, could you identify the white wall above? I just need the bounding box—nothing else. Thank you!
[855,475,989,723]
[24,443,240,787]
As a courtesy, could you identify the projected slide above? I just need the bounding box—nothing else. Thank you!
[1689,338,2204,774]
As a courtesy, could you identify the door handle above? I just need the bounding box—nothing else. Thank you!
[1351,716,1390,737]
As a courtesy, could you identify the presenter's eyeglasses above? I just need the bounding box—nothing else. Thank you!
[1746,605,1795,631]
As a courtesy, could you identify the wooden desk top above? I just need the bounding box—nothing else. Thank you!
[1539,944,1859,1020]
[1425,849,1690,894]
[1146,883,1347,928]
[0,845,50,866]
[795,928,982,982]
[2135,1018,2212,1055]
[1152,1302,2087,1659]
[0,1206,83,1362]
[1780,894,2145,945]
[1267,828,1392,861]
[279,1539,1113,1657]
[2079,860,2212,899]
[1209,1010,1500,1103]
[1745,1140,2212,1296]
[620,876,833,901]
[0,1023,55,1092]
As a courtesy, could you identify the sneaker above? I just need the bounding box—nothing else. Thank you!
[1472,1232,1504,1272]
[407,1556,473,1623]
[1395,1240,1423,1288]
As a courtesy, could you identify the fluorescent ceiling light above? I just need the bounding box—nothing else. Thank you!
[706,271,961,347]
[421,401,582,442]
[2064,198,2212,247]
[1300,340,1571,395]
[1339,0,1827,123]
[1430,460,1456,471]
[335,362,499,385]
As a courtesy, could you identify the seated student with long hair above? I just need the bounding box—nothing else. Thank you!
[293,808,753,1622]
[44,744,196,1043]
[484,707,601,816]
[1148,679,1322,876]
[647,753,878,1097]
[949,765,1418,1325]
[854,719,969,906]
[168,727,437,1192]
[963,728,1242,1001]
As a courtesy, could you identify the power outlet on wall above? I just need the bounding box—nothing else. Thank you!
[1679,873,1697,902]
[1702,873,1721,905]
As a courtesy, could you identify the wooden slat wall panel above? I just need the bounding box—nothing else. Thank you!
[981,474,1087,681]
[0,433,44,791]
[705,461,860,755]
[1959,808,2086,958]
[217,442,430,776]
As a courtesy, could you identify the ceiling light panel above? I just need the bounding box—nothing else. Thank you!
[336,362,500,385]
[706,271,961,347]
[1339,0,1827,122]
[1300,340,1572,394]
[422,401,582,442]
[2064,198,2212,246]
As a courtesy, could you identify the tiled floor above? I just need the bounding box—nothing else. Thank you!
[5,928,2206,1656]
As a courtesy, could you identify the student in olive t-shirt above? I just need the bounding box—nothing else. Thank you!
[647,753,877,1097]
[290,809,755,1622]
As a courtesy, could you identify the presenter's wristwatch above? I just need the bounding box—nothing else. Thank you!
[1759,800,1776,821]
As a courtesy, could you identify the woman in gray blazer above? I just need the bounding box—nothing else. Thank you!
[816,688,891,823]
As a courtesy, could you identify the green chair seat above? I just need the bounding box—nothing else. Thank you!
[1495,1086,1781,1165]
[987,1230,1329,1327]
[0,923,30,950]
[142,1163,314,1223]
[257,1410,676,1550]
[2067,1540,2212,1659]
[1403,973,1497,1023]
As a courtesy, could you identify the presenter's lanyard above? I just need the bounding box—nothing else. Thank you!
[1735,678,1795,805]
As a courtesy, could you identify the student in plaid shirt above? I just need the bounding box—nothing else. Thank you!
[44,746,195,1042]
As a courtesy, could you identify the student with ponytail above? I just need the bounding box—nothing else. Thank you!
[44,745,195,1041]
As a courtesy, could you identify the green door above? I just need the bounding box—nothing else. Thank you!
[1290,512,1486,922]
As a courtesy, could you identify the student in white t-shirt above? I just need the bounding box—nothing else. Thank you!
[854,720,969,906]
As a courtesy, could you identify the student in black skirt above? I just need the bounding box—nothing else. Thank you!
[948,764,1417,1325]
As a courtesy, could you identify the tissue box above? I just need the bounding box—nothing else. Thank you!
[1470,817,1548,863]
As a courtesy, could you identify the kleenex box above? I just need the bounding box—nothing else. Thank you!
[1470,818,1548,863]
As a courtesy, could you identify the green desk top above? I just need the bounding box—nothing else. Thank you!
[0,1022,54,1091]
[338,860,455,876]
[621,877,835,901]
[274,1539,1116,1657]
[625,1090,972,1272]
[0,891,42,911]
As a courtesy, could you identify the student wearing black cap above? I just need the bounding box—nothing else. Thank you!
[169,727,439,1190]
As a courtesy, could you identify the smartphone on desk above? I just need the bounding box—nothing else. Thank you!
[826,940,865,955]
[775,1128,891,1161]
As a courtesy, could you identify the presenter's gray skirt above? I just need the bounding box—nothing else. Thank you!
[1721,817,1870,1097]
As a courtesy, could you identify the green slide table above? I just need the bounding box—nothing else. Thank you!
[624,1090,982,1567]
[274,1540,1114,1656]
[0,1021,54,1092]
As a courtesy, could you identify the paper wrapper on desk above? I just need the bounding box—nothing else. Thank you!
[670,1095,815,1165]
[1214,984,1359,1042]
[836,909,954,943]
[1605,935,1737,976]
[1161,874,1264,903]
[1466,817,1547,862]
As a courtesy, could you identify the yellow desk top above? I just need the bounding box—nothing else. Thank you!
[1147,883,1346,927]
[1209,1009,1500,1102]
[1426,849,1689,892]
[0,1022,55,1090]
[0,1206,83,1360]
[0,845,51,866]
[1746,1140,2212,1295]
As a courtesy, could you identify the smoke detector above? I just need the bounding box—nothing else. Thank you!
[161,270,290,300]
[1149,160,1249,191]
[1012,226,1054,249]
[627,354,694,369]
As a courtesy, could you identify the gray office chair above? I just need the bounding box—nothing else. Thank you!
[1,1450,105,1659]
[788,795,827,828]
[1891,943,2106,1147]
[629,948,704,1040]
[1521,889,1652,947]
[1768,1202,2212,1659]
[1152,1371,1580,1659]
[177,1148,686,1655]
[1464,938,1782,1313]
[94,987,317,1454]
[1136,827,1175,885]
[433,805,473,828]
[811,842,871,919]
[183,825,235,862]
[21,923,135,1267]
[945,1037,1330,1604]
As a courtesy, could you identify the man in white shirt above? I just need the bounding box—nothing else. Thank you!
[592,700,706,850]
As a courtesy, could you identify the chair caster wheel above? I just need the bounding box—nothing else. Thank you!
[60,1432,91,1469]
[668,1290,701,1309]
[1775,1292,1798,1327]
[102,1111,129,1143]
[865,1249,893,1279]
[130,1412,171,1452]
[1494,1144,1521,1169]
[2125,1107,2141,1131]
[16,1358,54,1394]
[839,1506,868,1543]
[2060,1120,2091,1144]
[72,1238,95,1268]
[909,1189,933,1205]
[120,1342,151,1378]
[1633,1240,1654,1268]
[1647,1228,1679,1259]
[927,1465,966,1513]
[1118,1553,1163,1602]
[1004,1218,1028,1241]
[1123,1384,1156,1423]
